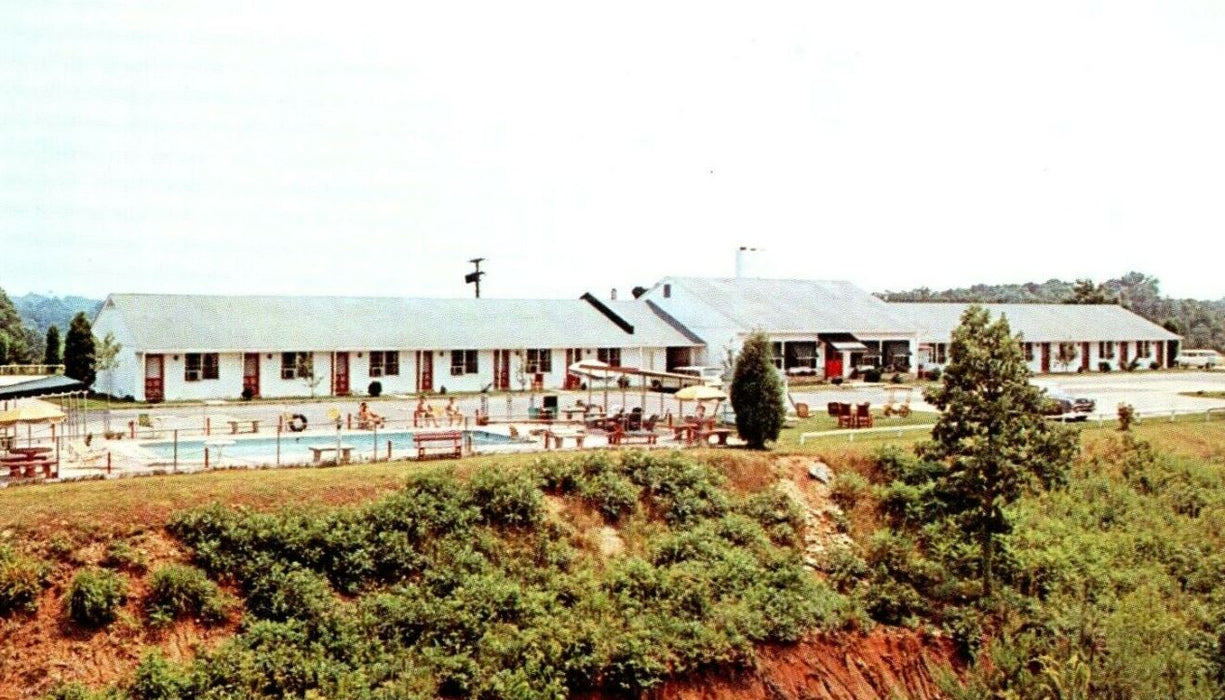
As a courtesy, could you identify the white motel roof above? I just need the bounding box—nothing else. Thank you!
[652,277,914,336]
[97,294,701,353]
[889,303,1182,344]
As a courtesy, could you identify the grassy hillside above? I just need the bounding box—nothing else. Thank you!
[0,451,859,699]
[5,419,1225,698]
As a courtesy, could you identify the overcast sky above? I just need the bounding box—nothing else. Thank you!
[3,1,1224,302]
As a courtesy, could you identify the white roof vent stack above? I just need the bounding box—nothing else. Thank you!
[735,246,764,278]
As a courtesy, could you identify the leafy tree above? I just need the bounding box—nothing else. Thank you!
[296,353,324,398]
[63,312,96,388]
[44,325,62,366]
[95,332,122,430]
[918,306,1078,597]
[0,288,30,365]
[730,331,786,449]
[1065,278,1113,305]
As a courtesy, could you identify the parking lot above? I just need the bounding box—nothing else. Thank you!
[1031,369,1225,417]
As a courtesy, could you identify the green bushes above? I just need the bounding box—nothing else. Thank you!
[145,564,229,626]
[0,545,50,616]
[66,568,128,627]
[138,452,844,697]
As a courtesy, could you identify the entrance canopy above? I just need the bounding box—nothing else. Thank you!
[0,375,87,401]
[817,333,869,352]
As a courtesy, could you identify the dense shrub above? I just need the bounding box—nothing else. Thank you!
[0,546,49,616]
[142,453,845,697]
[146,564,229,625]
[129,650,189,700]
[863,368,883,383]
[368,380,382,397]
[66,568,128,627]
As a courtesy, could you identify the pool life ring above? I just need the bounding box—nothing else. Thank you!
[288,414,308,432]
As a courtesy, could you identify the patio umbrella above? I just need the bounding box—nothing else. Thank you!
[673,385,728,424]
[0,401,66,447]
[674,385,727,402]
[0,402,66,427]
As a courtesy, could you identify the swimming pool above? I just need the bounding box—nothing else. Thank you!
[140,429,519,464]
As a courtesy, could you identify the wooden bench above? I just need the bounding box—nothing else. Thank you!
[544,429,586,450]
[608,429,658,446]
[4,458,54,479]
[228,419,261,435]
[414,431,463,460]
[308,445,353,465]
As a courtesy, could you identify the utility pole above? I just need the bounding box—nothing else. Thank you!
[465,258,486,298]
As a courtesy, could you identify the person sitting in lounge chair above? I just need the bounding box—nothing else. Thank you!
[357,402,385,429]
[444,397,464,426]
[416,396,440,427]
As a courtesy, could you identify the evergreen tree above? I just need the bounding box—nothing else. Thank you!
[44,325,62,366]
[730,331,787,449]
[63,312,96,388]
[918,305,1078,597]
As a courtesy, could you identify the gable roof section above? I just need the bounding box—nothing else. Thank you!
[653,277,913,335]
[103,294,700,352]
[889,303,1182,343]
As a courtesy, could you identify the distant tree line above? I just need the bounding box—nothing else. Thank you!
[882,271,1225,351]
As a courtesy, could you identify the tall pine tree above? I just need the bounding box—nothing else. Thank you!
[63,312,96,388]
[918,305,1078,597]
[44,325,62,366]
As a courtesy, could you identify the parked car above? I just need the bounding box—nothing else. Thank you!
[673,366,725,388]
[1041,391,1096,421]
[1175,349,1222,369]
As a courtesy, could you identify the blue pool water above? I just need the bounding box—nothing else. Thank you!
[141,429,516,463]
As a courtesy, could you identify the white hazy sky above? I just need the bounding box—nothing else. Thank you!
[3,1,1224,302]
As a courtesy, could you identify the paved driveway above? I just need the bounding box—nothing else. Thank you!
[1032,370,1225,417]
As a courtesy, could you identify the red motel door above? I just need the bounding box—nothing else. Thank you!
[416,351,433,392]
[333,352,350,395]
[243,353,260,398]
[144,354,164,403]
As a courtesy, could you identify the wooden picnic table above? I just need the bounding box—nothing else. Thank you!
[695,428,733,446]
[6,446,52,458]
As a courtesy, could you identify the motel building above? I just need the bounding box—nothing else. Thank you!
[91,293,701,403]
[638,277,919,379]
[888,302,1182,374]
[90,277,1182,402]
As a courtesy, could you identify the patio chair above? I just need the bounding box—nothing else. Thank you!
[626,407,643,431]
[855,403,874,429]
[827,402,840,417]
[837,403,856,429]
[643,414,660,432]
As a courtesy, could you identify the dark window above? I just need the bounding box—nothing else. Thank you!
[1022,343,1034,362]
[597,348,621,366]
[281,352,309,379]
[185,353,219,381]
[451,349,478,376]
[369,351,400,377]
[1099,341,1115,359]
[526,348,552,373]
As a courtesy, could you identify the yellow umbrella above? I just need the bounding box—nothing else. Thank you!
[0,403,65,427]
[0,402,66,449]
[674,385,727,402]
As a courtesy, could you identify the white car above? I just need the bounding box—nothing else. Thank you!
[673,365,725,388]
[1175,349,1222,369]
